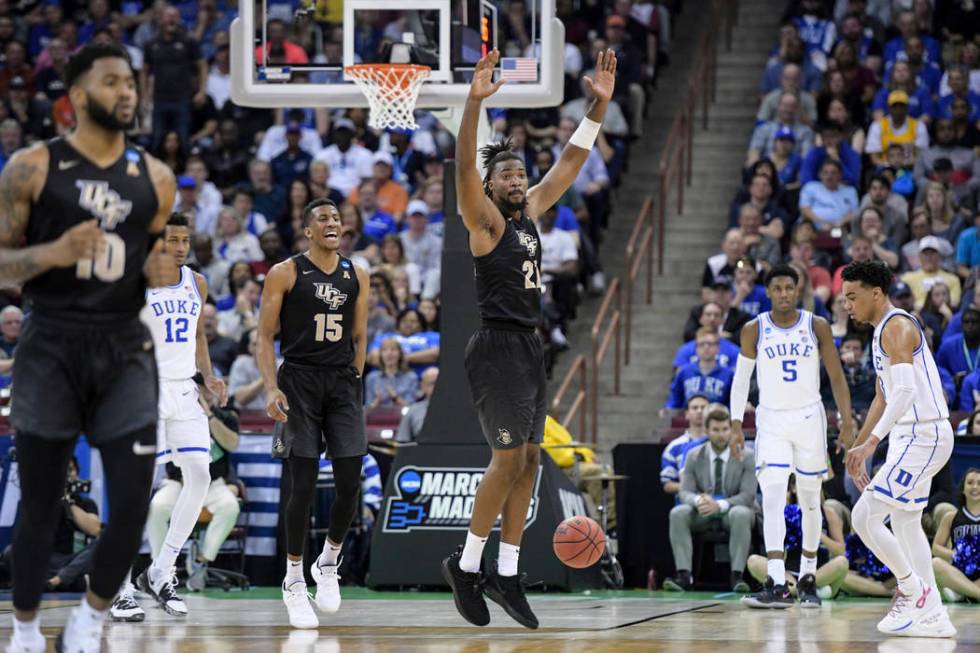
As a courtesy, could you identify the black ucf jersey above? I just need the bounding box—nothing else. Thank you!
[473,212,543,330]
[279,253,360,367]
[23,137,159,323]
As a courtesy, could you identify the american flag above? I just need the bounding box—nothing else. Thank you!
[500,57,538,82]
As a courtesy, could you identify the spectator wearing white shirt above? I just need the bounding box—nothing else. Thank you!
[184,156,223,221]
[214,207,263,263]
[173,175,219,235]
[399,199,443,280]
[206,42,232,110]
[537,205,579,345]
[227,329,268,410]
[218,278,261,343]
[256,109,323,162]
[313,117,374,196]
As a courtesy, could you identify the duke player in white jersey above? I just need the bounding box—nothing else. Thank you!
[842,260,957,638]
[730,264,854,608]
[112,213,227,621]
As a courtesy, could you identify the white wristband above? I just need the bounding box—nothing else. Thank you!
[569,117,601,150]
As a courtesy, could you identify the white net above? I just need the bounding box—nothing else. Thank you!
[345,64,431,130]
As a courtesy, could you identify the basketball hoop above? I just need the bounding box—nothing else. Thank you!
[345,63,431,130]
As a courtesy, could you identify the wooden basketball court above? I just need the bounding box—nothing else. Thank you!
[2,590,976,652]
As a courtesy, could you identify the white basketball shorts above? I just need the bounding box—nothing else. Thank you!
[868,420,954,511]
[754,401,829,484]
[155,378,209,465]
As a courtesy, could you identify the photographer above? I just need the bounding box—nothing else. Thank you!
[44,457,101,591]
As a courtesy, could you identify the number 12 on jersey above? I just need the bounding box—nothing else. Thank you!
[314,313,343,342]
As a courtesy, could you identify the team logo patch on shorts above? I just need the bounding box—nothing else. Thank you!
[497,428,512,445]
[273,438,286,454]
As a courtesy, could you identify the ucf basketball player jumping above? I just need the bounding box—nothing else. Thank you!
[442,48,617,629]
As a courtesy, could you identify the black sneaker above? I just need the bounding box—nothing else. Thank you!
[663,571,692,592]
[741,576,794,609]
[441,546,490,627]
[137,567,188,617]
[484,568,539,629]
[797,573,821,608]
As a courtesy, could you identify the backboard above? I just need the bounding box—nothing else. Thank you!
[229,0,564,109]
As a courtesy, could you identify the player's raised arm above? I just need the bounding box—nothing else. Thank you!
[193,271,227,406]
[257,260,295,422]
[526,49,616,217]
[729,319,759,458]
[351,264,370,378]
[813,317,855,450]
[455,49,507,236]
[0,145,108,285]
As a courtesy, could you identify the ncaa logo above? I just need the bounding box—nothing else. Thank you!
[314,282,348,310]
[398,470,422,493]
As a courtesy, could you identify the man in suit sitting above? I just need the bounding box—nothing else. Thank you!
[664,405,758,593]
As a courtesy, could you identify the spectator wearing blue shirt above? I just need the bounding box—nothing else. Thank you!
[364,338,420,409]
[270,121,313,189]
[672,331,741,372]
[366,308,439,374]
[770,127,803,190]
[871,61,935,120]
[791,2,837,71]
[958,367,980,412]
[0,120,22,174]
[935,308,980,384]
[800,122,861,188]
[937,66,980,122]
[665,329,736,410]
[883,10,942,66]
[356,179,398,244]
[955,213,980,279]
[799,158,859,231]
[732,257,770,318]
[895,36,943,95]
[660,395,710,495]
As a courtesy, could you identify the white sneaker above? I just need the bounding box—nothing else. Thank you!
[282,581,318,629]
[310,557,342,614]
[549,327,568,348]
[5,628,45,653]
[590,272,606,294]
[941,587,963,603]
[877,580,940,635]
[56,607,103,653]
[109,586,145,622]
[137,566,187,617]
[903,606,957,638]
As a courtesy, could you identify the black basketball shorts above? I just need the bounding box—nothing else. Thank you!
[271,362,367,460]
[464,327,547,450]
[11,316,159,444]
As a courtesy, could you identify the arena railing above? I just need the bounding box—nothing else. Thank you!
[549,353,587,439]
[624,195,654,365]
[655,0,734,275]
[589,277,621,444]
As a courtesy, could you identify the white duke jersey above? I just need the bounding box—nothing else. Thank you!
[755,310,821,410]
[872,308,949,424]
[140,266,202,380]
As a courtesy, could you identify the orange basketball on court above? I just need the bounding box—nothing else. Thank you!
[552,516,605,568]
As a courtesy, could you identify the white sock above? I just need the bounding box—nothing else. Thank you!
[319,538,342,567]
[152,543,181,580]
[498,542,520,577]
[77,596,108,627]
[768,558,786,586]
[12,615,40,639]
[799,554,817,578]
[897,572,921,597]
[459,531,488,573]
[285,558,305,585]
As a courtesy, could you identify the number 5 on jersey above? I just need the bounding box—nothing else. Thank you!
[314,313,343,342]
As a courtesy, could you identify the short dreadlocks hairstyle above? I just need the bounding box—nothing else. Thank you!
[480,138,524,197]
[840,259,892,294]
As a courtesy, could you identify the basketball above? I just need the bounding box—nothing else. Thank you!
[553,516,605,568]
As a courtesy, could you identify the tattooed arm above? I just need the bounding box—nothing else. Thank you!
[0,144,107,285]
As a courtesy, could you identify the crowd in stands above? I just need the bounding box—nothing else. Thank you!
[659,0,980,600]
[0,0,673,420]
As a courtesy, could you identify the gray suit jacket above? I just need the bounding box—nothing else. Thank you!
[678,443,757,510]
